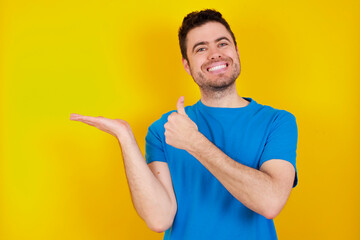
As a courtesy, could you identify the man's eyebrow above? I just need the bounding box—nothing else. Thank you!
[215,36,231,43]
[192,41,208,53]
[191,37,232,53]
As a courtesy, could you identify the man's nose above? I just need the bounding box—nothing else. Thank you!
[207,47,222,60]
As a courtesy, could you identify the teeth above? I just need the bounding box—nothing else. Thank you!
[208,64,227,72]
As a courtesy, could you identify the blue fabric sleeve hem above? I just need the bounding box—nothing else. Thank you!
[146,159,168,164]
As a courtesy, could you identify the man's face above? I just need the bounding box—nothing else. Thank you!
[182,21,241,92]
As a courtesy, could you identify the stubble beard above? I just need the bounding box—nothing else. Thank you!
[190,60,241,96]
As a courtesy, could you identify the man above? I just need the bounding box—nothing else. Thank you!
[70,9,298,240]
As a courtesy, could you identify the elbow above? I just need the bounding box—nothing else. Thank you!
[262,199,286,220]
[147,219,173,233]
[142,200,177,233]
[145,207,176,233]
[263,209,279,220]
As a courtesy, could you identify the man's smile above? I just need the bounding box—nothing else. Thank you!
[205,61,229,74]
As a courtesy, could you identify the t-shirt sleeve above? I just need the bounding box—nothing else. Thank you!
[259,110,299,187]
[145,119,167,164]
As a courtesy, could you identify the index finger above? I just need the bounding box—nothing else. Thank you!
[70,113,98,123]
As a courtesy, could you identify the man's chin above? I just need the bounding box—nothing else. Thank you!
[209,83,234,91]
[203,79,236,91]
[192,71,239,92]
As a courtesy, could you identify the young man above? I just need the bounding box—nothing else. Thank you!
[70,9,298,240]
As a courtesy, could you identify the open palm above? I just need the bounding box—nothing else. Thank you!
[70,113,133,141]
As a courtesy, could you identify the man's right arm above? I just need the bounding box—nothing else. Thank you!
[119,136,177,232]
[69,113,177,232]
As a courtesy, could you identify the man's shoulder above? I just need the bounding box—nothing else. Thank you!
[254,100,296,120]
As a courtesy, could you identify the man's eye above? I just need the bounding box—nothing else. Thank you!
[219,42,228,47]
[197,47,206,52]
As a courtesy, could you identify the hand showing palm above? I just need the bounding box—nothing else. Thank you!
[70,113,134,143]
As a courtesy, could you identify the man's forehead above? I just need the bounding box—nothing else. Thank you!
[186,21,232,45]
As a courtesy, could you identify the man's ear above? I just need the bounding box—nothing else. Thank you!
[182,58,191,76]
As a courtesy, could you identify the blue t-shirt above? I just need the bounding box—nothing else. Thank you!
[145,97,298,240]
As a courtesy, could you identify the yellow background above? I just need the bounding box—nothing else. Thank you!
[1,0,359,239]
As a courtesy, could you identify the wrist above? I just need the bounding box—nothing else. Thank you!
[186,131,207,154]
[116,127,136,146]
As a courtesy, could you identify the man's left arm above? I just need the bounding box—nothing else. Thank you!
[165,97,296,219]
[187,135,295,219]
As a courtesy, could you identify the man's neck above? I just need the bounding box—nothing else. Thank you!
[200,85,249,108]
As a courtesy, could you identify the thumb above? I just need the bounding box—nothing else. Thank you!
[177,96,186,115]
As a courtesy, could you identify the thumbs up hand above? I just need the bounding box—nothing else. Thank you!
[176,96,187,115]
[164,96,200,151]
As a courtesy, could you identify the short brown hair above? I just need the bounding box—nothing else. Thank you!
[178,9,237,61]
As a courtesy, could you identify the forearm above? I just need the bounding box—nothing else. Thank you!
[187,132,286,219]
[117,136,175,231]
[69,113,175,231]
